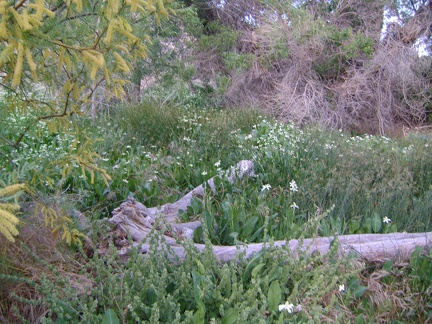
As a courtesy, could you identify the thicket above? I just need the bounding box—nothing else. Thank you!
[193,0,432,135]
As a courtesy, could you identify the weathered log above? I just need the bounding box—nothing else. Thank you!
[108,160,432,263]
[109,160,255,243]
[118,232,432,263]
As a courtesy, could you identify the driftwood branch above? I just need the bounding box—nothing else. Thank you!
[108,160,432,263]
[121,232,432,263]
[109,160,255,243]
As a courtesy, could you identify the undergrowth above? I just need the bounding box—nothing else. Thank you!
[1,91,431,322]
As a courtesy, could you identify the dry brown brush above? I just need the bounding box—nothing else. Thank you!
[204,1,432,134]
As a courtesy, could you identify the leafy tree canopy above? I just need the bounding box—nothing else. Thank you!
[0,0,175,140]
[0,0,176,242]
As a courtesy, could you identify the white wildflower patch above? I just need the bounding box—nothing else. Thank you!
[289,180,298,192]
[290,202,299,209]
[261,184,271,191]
[279,302,294,313]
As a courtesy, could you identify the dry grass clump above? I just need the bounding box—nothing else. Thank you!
[230,28,430,134]
[0,209,91,323]
[213,1,432,135]
[338,43,431,134]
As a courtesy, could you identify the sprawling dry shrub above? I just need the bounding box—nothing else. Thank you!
[337,43,431,134]
[0,210,90,323]
[220,1,432,134]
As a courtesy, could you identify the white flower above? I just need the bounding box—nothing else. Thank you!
[290,202,299,209]
[279,302,294,313]
[261,184,271,191]
[214,160,221,167]
[122,179,129,183]
[383,216,391,224]
[201,171,208,176]
[289,180,298,192]
[339,284,345,292]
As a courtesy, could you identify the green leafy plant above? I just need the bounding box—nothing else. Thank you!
[0,184,25,242]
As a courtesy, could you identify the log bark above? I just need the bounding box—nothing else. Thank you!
[120,232,432,263]
[109,160,255,243]
[108,160,432,263]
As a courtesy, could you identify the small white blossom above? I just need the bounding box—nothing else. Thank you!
[122,179,129,183]
[289,180,298,192]
[279,302,294,313]
[261,184,271,191]
[339,284,345,292]
[202,171,208,176]
[383,216,391,224]
[290,202,299,209]
[214,160,221,167]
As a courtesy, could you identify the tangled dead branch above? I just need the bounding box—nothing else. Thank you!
[203,1,432,135]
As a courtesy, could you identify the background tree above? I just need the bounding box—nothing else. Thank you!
[0,0,176,242]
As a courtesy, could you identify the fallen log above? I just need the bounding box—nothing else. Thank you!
[117,232,432,263]
[108,160,432,263]
[109,160,255,243]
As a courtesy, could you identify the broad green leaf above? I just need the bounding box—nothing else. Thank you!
[241,216,259,237]
[349,219,360,233]
[268,280,282,312]
[353,285,367,298]
[192,303,205,324]
[145,287,158,305]
[251,262,266,279]
[242,248,267,283]
[371,213,382,233]
[102,309,120,324]
[222,308,238,324]
[362,218,372,233]
[355,314,365,324]
[382,260,393,271]
[348,278,360,290]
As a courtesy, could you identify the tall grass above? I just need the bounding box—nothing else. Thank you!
[73,98,432,235]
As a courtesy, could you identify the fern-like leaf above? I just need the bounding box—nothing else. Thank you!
[0,184,25,242]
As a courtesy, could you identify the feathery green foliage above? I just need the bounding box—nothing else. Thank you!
[0,0,176,242]
[0,184,25,242]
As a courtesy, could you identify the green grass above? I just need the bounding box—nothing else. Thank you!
[1,92,431,322]
[80,100,431,238]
